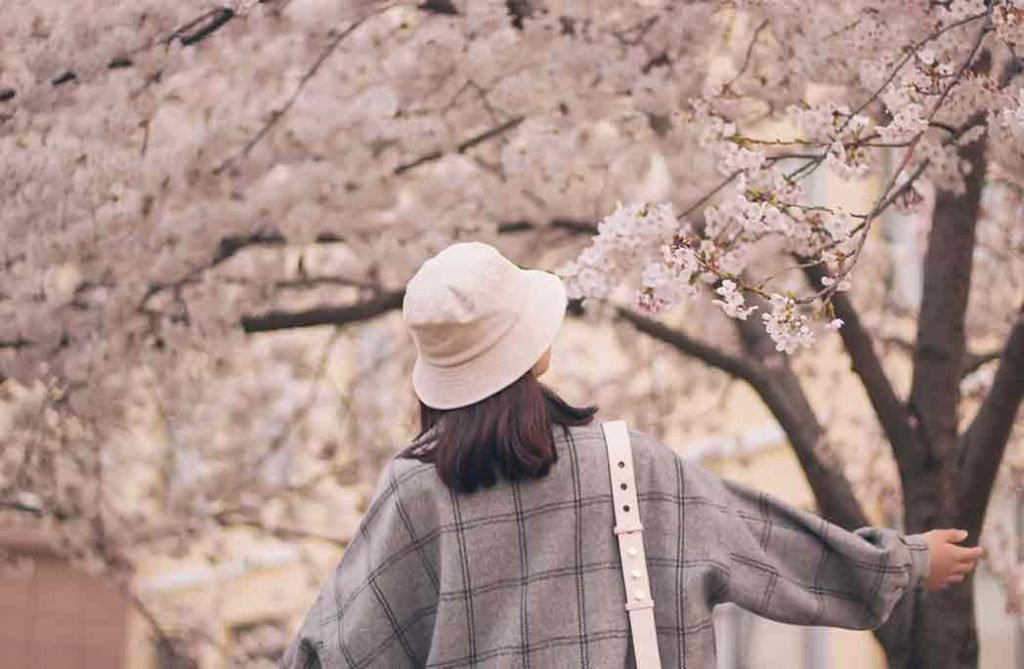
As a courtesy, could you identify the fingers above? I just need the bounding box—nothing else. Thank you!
[923,529,988,592]
[956,545,985,562]
[927,573,968,591]
[937,528,970,544]
[952,562,974,576]
[952,546,984,577]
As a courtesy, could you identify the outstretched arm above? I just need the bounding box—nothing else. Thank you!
[683,460,980,629]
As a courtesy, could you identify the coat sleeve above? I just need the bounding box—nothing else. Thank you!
[280,458,438,668]
[683,459,930,630]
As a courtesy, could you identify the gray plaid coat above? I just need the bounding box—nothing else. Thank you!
[281,422,929,668]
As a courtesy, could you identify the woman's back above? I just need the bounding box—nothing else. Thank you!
[282,243,969,668]
[282,422,927,668]
[293,423,638,668]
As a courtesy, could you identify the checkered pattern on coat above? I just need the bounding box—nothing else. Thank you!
[280,422,929,668]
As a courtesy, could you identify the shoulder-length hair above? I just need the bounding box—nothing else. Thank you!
[402,372,597,493]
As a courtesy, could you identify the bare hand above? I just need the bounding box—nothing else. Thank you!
[922,529,984,591]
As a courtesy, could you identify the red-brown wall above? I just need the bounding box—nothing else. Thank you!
[0,529,127,669]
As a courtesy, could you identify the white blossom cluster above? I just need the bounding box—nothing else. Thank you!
[562,0,1023,353]
[760,294,814,354]
[561,202,682,301]
[712,280,757,321]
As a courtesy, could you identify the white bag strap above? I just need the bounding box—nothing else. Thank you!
[602,420,662,669]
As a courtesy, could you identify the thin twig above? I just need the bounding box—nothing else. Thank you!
[837,10,988,136]
[247,327,343,472]
[123,588,176,650]
[214,11,381,174]
[677,170,743,221]
[393,116,525,175]
[785,155,824,182]
[2,6,238,113]
[802,18,991,307]
[724,20,770,90]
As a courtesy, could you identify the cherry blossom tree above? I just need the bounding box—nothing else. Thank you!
[1,1,1022,667]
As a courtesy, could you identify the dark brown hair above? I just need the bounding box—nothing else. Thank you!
[402,373,597,493]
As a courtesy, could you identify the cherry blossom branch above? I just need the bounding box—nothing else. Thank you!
[171,7,236,47]
[868,160,931,218]
[708,12,991,300]
[214,10,383,174]
[802,19,991,309]
[124,218,590,335]
[246,327,342,473]
[784,154,824,182]
[137,230,301,312]
[736,137,820,147]
[1,6,238,108]
[723,19,770,91]
[838,10,988,136]
[142,216,590,316]
[497,218,598,235]
[267,275,382,291]
[922,18,992,121]
[125,587,234,660]
[418,0,459,15]
[393,116,525,175]
[750,256,827,292]
[678,170,745,221]
[241,290,404,333]
[191,328,348,535]
[123,588,178,654]
[216,225,596,335]
[814,113,982,257]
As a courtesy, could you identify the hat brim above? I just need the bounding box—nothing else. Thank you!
[412,270,567,410]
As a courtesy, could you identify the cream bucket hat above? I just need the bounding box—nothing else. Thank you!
[402,242,567,409]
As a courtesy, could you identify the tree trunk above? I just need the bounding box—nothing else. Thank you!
[906,583,979,668]
[887,465,982,668]
[887,99,990,667]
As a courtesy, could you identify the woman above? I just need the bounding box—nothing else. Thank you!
[281,242,982,668]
